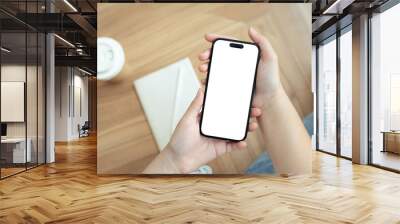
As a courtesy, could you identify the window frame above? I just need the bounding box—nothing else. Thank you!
[315,24,353,160]
[368,0,400,173]
[0,0,48,180]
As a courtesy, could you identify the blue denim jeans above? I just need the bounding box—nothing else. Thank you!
[245,113,313,174]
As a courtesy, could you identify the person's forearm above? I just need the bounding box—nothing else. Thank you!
[258,86,312,176]
[142,145,183,174]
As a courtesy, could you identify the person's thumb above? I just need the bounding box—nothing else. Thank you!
[248,27,277,61]
[186,88,204,117]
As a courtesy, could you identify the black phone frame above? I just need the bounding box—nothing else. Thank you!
[199,37,261,142]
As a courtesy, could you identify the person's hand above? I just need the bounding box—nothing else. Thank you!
[143,28,311,175]
[163,89,262,173]
[198,27,284,110]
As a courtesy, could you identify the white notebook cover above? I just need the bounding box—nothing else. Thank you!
[134,58,200,151]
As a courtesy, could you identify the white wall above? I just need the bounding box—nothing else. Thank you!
[1,66,27,138]
[55,67,89,141]
[1,65,36,138]
[73,73,89,136]
[1,64,46,164]
[55,67,70,141]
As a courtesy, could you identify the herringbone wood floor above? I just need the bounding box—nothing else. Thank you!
[1,135,400,223]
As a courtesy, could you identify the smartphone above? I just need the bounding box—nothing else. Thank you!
[199,38,260,141]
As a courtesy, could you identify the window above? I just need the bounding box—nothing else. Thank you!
[370,2,400,171]
[318,36,337,154]
[390,74,400,130]
[340,28,352,158]
[0,1,46,179]
[316,26,353,159]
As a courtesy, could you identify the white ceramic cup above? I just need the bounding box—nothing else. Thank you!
[97,37,125,80]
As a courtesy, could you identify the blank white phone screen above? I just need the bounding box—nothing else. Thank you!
[200,39,259,141]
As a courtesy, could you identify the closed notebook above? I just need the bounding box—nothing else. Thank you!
[133,58,200,151]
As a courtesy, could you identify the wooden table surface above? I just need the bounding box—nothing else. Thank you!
[97,3,312,174]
